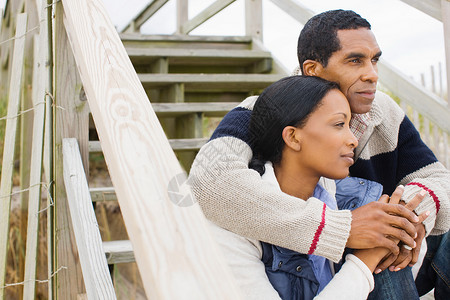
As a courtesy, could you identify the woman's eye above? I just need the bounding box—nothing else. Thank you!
[335,122,345,127]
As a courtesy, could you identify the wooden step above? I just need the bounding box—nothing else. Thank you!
[127,48,273,73]
[152,102,239,117]
[103,240,135,264]
[120,34,253,50]
[89,138,208,153]
[139,73,283,92]
[90,187,116,202]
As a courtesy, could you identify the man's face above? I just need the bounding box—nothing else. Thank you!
[317,28,382,114]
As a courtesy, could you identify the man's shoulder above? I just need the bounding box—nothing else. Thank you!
[370,90,405,125]
[238,95,259,111]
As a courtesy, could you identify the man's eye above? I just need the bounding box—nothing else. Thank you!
[350,58,360,63]
[372,57,380,63]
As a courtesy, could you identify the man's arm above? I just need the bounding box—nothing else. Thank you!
[190,99,420,262]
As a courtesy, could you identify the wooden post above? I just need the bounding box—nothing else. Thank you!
[62,138,116,300]
[0,13,27,300]
[442,0,450,104]
[60,0,242,298]
[53,2,89,298]
[22,0,51,296]
[176,0,188,34]
[245,0,263,41]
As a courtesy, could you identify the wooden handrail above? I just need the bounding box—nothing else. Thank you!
[60,0,242,298]
[400,0,441,21]
[121,0,169,33]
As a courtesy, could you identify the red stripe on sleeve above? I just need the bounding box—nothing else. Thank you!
[308,203,327,255]
[407,182,440,213]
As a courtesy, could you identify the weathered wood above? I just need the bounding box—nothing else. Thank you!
[378,59,450,133]
[22,1,49,296]
[0,13,27,299]
[400,0,441,21]
[89,138,209,153]
[60,0,242,298]
[442,0,450,104]
[62,138,116,300]
[181,0,236,34]
[103,240,135,264]
[53,2,88,298]
[269,0,315,25]
[176,0,188,34]
[90,187,116,202]
[120,33,252,44]
[139,73,283,92]
[152,102,238,117]
[245,0,263,40]
[122,0,169,33]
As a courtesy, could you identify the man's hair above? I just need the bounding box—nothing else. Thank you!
[297,9,371,73]
[248,76,339,175]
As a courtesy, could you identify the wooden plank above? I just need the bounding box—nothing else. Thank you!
[181,0,236,34]
[400,0,442,21]
[60,0,242,298]
[245,0,263,40]
[176,0,188,34]
[442,0,450,104]
[269,0,315,25]
[139,73,282,92]
[152,102,238,117]
[103,240,135,264]
[90,187,116,202]
[122,0,169,33]
[378,58,450,133]
[89,138,209,153]
[53,2,89,298]
[62,138,116,299]
[120,33,252,43]
[22,1,49,296]
[0,13,27,299]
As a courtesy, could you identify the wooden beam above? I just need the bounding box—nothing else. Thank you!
[400,0,442,21]
[181,0,236,34]
[442,0,450,104]
[60,0,242,298]
[269,0,314,25]
[378,58,450,133]
[62,138,116,299]
[23,0,49,296]
[53,2,88,298]
[176,0,188,34]
[0,13,27,300]
[89,138,209,153]
[245,0,262,40]
[103,240,135,264]
[90,187,116,202]
[122,0,169,33]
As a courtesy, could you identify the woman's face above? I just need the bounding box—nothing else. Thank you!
[295,89,358,179]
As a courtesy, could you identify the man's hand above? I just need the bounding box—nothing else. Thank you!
[347,186,420,255]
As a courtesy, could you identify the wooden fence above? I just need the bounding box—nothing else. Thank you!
[0,0,449,299]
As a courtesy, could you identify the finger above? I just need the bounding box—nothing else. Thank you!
[404,190,427,211]
[385,214,417,241]
[378,236,400,256]
[389,185,404,204]
[384,203,420,223]
[393,250,413,271]
[417,211,431,224]
[410,244,420,266]
[385,225,416,248]
[378,194,390,203]
[375,253,397,274]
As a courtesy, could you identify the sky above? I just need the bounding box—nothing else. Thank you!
[1,0,447,92]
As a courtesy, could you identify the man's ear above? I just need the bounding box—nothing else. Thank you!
[302,60,323,77]
[282,126,301,151]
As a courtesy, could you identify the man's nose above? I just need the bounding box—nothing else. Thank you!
[361,63,378,83]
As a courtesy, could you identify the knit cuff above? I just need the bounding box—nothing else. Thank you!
[313,208,352,263]
[345,254,375,292]
[402,183,436,236]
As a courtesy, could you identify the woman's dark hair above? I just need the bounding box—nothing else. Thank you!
[248,75,339,175]
[297,9,371,73]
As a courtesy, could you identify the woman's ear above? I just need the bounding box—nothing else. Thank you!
[302,60,323,77]
[282,126,301,151]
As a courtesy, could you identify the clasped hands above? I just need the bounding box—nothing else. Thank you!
[347,185,429,274]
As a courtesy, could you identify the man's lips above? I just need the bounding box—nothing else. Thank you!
[357,89,376,99]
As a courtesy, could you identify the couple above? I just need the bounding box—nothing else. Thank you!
[190,9,450,299]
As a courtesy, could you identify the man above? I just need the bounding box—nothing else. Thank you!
[189,9,449,298]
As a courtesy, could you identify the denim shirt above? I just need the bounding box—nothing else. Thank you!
[261,176,383,300]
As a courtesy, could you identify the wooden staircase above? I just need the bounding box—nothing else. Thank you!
[90,32,286,287]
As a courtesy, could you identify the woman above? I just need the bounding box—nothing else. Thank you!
[209,76,428,299]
